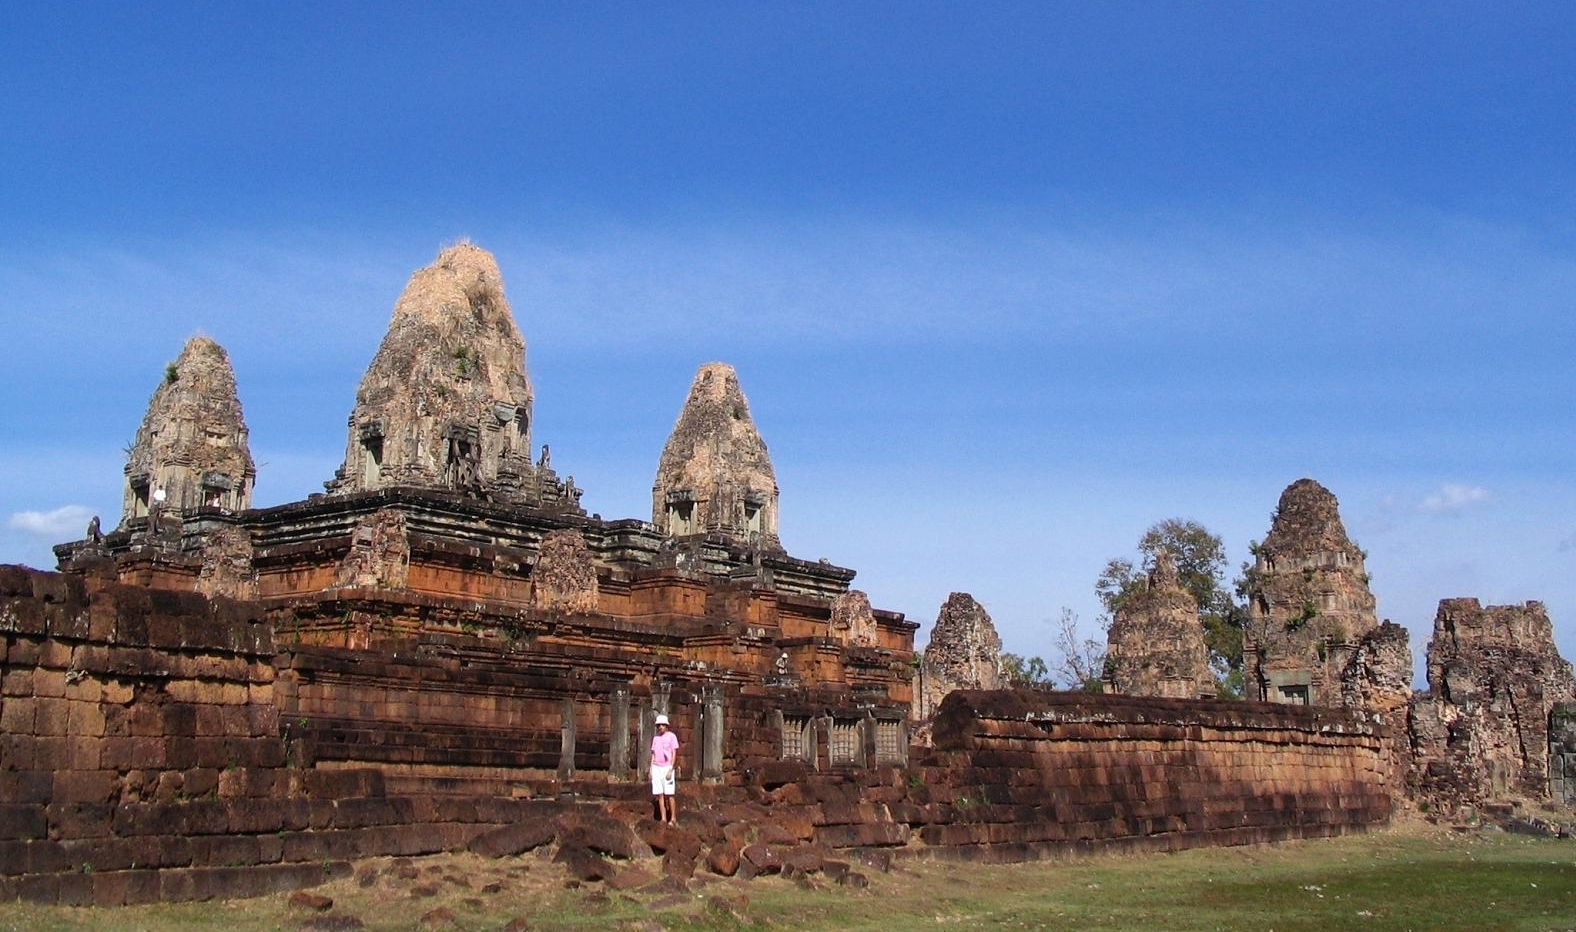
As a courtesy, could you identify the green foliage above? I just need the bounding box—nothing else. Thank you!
[1099,518,1245,696]
[1000,652,1051,686]
[164,362,178,383]
[1287,600,1319,632]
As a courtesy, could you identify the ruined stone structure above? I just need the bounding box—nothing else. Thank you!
[1409,599,1575,807]
[0,565,1394,904]
[0,244,1422,904]
[914,593,1002,719]
[121,335,255,524]
[1338,620,1413,719]
[1550,704,1576,807]
[52,243,918,809]
[323,243,578,511]
[651,363,781,553]
[828,589,878,649]
[1241,479,1379,706]
[1102,550,1210,699]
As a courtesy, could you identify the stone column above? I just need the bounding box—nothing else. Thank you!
[637,697,652,782]
[610,686,631,782]
[558,697,576,782]
[701,684,724,782]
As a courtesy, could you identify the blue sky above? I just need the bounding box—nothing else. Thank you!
[3,3,1574,683]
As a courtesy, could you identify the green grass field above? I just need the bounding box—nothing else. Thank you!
[2,824,1572,931]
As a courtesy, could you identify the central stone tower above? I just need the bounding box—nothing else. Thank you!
[652,363,782,552]
[324,243,578,510]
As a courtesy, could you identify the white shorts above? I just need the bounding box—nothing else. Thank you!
[650,764,676,796]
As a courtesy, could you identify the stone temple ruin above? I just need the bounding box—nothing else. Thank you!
[652,362,781,554]
[1102,550,1211,699]
[122,335,256,524]
[913,593,1002,719]
[0,243,1568,905]
[1240,478,1384,707]
[1411,599,1576,807]
[63,244,919,789]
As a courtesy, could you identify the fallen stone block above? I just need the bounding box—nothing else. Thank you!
[554,845,614,882]
[468,820,556,859]
[706,840,741,877]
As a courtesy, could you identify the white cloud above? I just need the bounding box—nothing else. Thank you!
[6,505,97,538]
[1418,484,1490,515]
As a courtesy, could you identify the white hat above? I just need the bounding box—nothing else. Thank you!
[655,714,669,726]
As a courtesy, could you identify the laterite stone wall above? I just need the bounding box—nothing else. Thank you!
[904,689,1392,860]
[4,568,1395,904]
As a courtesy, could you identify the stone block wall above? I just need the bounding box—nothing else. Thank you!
[1549,703,1576,807]
[0,567,554,904]
[3,567,1394,904]
[907,689,1392,859]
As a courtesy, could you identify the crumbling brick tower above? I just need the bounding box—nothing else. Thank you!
[651,362,782,553]
[1411,599,1575,804]
[323,242,579,511]
[1241,478,1378,705]
[1104,549,1211,699]
[914,592,1003,719]
[120,335,255,524]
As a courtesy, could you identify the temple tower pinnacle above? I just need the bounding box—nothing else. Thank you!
[325,243,579,511]
[652,363,781,551]
[121,335,255,526]
[1241,478,1378,704]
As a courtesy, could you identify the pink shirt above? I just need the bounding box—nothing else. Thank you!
[651,730,679,767]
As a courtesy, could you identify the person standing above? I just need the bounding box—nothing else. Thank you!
[649,713,680,825]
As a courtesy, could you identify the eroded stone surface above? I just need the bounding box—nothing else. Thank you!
[1104,550,1209,699]
[651,363,780,552]
[1338,620,1413,717]
[530,529,598,613]
[333,509,410,590]
[324,243,581,512]
[1411,599,1575,805]
[916,592,1002,718]
[829,590,877,648]
[196,523,258,600]
[1240,478,1378,705]
[121,335,255,525]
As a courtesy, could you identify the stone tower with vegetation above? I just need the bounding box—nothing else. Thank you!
[652,362,781,551]
[1240,478,1378,705]
[915,592,1003,718]
[1104,550,1210,699]
[120,335,255,526]
[324,242,580,511]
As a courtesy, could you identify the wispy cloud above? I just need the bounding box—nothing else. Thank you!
[1418,484,1491,515]
[6,505,96,538]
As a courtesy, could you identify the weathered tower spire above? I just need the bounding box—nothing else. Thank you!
[121,335,255,526]
[325,243,580,511]
[1240,478,1378,704]
[652,363,781,551]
